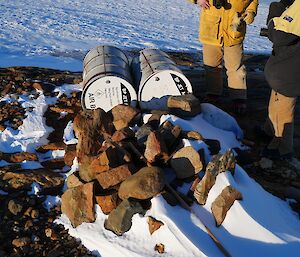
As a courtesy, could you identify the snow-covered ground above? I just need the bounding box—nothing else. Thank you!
[0,0,273,71]
[2,83,299,257]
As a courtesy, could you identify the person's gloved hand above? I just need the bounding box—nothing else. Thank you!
[197,0,210,9]
[243,11,256,25]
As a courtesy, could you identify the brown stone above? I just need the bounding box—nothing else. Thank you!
[78,155,98,182]
[181,130,204,141]
[66,173,83,189]
[5,152,38,163]
[49,106,75,114]
[61,182,95,227]
[73,109,115,158]
[41,158,66,170]
[36,142,66,153]
[148,216,164,235]
[167,94,201,117]
[110,104,140,126]
[154,243,165,254]
[96,192,120,215]
[211,186,242,226]
[64,144,77,166]
[111,127,135,142]
[113,119,129,131]
[12,237,31,248]
[118,166,165,200]
[96,164,135,189]
[170,146,203,179]
[8,200,23,215]
[88,145,131,181]
[2,168,64,192]
[144,131,168,164]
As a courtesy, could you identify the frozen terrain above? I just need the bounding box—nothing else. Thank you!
[0,0,273,71]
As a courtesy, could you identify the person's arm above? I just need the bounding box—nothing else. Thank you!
[267,20,299,46]
[243,0,259,25]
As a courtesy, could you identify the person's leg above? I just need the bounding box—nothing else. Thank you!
[202,44,223,97]
[223,43,247,100]
[266,90,297,156]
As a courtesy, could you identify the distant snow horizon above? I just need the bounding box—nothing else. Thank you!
[0,0,273,71]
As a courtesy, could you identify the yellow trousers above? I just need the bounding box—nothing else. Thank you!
[203,43,247,99]
[264,90,297,155]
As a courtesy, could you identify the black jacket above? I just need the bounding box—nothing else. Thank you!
[264,1,300,97]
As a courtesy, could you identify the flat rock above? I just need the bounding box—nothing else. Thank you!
[41,158,66,170]
[1,168,64,193]
[170,146,203,179]
[96,164,135,189]
[104,198,145,235]
[167,94,201,117]
[61,182,95,227]
[211,186,242,226]
[118,166,165,200]
[36,142,66,153]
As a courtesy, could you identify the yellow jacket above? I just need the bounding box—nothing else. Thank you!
[273,0,300,37]
[189,0,259,46]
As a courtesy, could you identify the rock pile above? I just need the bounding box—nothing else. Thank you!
[61,94,242,235]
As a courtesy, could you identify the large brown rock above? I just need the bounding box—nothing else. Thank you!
[73,109,115,159]
[96,164,135,189]
[118,166,165,200]
[170,146,203,179]
[211,186,242,226]
[167,94,201,117]
[87,145,132,182]
[1,168,64,193]
[144,131,168,164]
[61,182,95,227]
[104,198,145,235]
[96,191,120,215]
[110,104,140,128]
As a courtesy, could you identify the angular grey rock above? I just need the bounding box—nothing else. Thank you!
[61,182,95,227]
[118,166,165,200]
[194,150,236,205]
[211,186,242,226]
[170,146,203,179]
[104,198,145,235]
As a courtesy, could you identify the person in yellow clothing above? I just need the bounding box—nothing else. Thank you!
[189,0,258,114]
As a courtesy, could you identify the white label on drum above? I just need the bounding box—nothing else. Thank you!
[82,76,137,112]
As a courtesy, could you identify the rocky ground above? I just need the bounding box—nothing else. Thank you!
[0,52,299,257]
